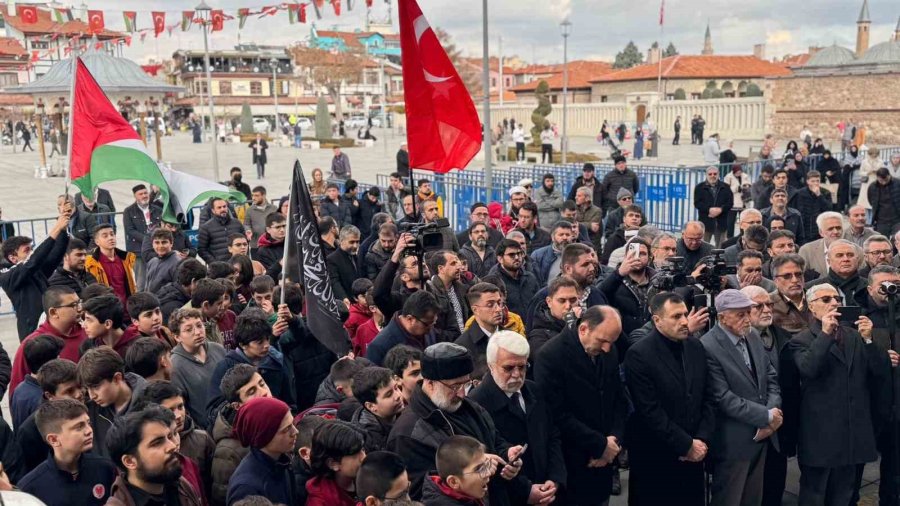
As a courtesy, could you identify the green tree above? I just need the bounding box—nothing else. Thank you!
[711,89,725,99]
[664,42,679,57]
[613,41,644,69]
[673,88,687,100]
[240,102,253,136]
[315,96,331,139]
[531,80,552,147]
[745,83,763,97]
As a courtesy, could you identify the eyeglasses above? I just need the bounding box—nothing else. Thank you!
[811,295,839,304]
[500,363,530,374]
[475,301,506,310]
[413,316,437,328]
[53,300,82,310]
[619,197,633,201]
[464,459,495,479]
[505,252,525,258]
[867,249,893,257]
[774,272,803,280]
[437,379,472,392]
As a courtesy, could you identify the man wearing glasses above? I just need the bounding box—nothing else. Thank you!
[769,254,811,335]
[675,221,713,277]
[721,208,764,250]
[470,331,565,506]
[693,166,734,247]
[860,235,894,279]
[603,188,645,240]
[786,283,892,506]
[255,213,287,276]
[488,239,539,319]
[387,342,525,501]
[456,283,505,377]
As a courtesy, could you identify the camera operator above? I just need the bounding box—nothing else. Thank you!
[676,221,714,277]
[372,233,426,318]
[600,238,654,336]
[806,239,866,306]
[726,250,776,292]
[420,200,458,252]
[651,232,678,269]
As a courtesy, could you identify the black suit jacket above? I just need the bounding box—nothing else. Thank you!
[534,326,627,504]
[469,376,566,504]
[624,327,715,506]
[326,248,359,302]
[123,202,162,253]
[454,324,490,378]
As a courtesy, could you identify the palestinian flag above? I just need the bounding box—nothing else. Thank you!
[237,8,249,29]
[54,8,74,23]
[159,166,245,217]
[68,58,172,220]
[288,4,299,24]
[181,11,194,31]
[123,11,136,32]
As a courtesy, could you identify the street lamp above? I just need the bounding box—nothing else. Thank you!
[34,99,47,171]
[271,57,280,141]
[149,96,163,162]
[196,0,220,181]
[560,19,571,165]
[481,0,492,189]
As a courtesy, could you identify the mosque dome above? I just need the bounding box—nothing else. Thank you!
[859,40,900,64]
[805,45,857,67]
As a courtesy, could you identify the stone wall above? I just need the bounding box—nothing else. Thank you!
[766,73,900,145]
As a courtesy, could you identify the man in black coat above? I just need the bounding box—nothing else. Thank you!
[455,283,503,377]
[599,238,654,338]
[46,238,96,297]
[0,208,70,339]
[357,187,383,240]
[869,167,900,238]
[426,250,470,344]
[788,170,833,243]
[488,239,540,319]
[694,166,734,246]
[513,202,550,254]
[455,203,504,249]
[535,305,627,505]
[787,282,891,505]
[326,225,362,307]
[470,331,566,506]
[624,292,716,506]
[256,213,286,276]
[197,198,245,263]
[387,343,525,503]
[123,184,161,272]
[396,143,410,178]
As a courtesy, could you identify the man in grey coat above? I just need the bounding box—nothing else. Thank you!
[242,186,277,255]
[701,289,783,506]
[534,174,563,229]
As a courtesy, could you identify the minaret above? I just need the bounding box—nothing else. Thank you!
[702,21,713,55]
[894,15,900,42]
[856,0,870,58]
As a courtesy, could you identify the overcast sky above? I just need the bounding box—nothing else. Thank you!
[73,0,899,64]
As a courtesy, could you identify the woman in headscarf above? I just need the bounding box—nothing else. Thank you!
[809,138,826,155]
[818,150,842,208]
[838,145,863,211]
[308,168,327,198]
[787,151,809,189]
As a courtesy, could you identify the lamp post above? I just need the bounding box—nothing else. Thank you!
[149,96,163,162]
[34,99,46,171]
[137,99,148,147]
[196,0,220,182]
[481,0,492,189]
[271,57,280,142]
[560,19,571,165]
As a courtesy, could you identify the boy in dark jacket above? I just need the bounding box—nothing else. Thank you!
[422,435,494,506]
[46,238,97,296]
[11,334,64,429]
[256,213,286,274]
[144,228,181,293]
[350,367,404,452]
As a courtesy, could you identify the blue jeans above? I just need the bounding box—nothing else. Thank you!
[294,134,302,147]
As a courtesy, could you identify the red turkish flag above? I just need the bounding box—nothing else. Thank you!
[211,10,224,31]
[299,3,307,23]
[398,0,481,173]
[87,10,105,33]
[366,0,373,7]
[331,0,341,16]
[17,5,38,24]
[152,12,166,37]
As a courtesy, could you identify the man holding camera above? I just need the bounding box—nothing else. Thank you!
[421,200,458,252]
[372,233,426,318]
[600,238,654,337]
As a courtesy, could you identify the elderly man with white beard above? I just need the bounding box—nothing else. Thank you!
[700,289,782,506]
[387,342,526,503]
[470,331,565,506]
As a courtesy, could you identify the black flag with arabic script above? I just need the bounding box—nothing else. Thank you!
[284,161,350,356]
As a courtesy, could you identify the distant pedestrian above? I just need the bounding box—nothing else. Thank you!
[633,127,645,160]
[673,115,681,145]
[540,124,554,163]
[293,122,303,148]
[249,133,268,179]
[513,123,526,162]
[331,146,352,180]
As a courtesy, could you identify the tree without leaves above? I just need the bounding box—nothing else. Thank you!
[290,46,366,121]
[614,41,644,69]
[434,27,480,98]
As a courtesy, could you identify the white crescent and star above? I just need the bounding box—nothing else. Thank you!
[90,14,102,26]
[412,15,451,84]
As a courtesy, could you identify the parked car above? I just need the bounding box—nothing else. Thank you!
[252,118,271,133]
[295,117,313,130]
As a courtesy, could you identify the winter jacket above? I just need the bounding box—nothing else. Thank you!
[599,268,655,338]
[426,275,471,343]
[789,188,834,241]
[703,138,720,164]
[320,197,348,226]
[46,265,97,297]
[344,303,372,343]
[87,373,147,459]
[11,375,41,430]
[366,315,435,367]
[357,197,383,239]
[751,179,774,210]
[353,318,381,357]
[69,204,113,246]
[255,233,284,272]
[363,241,392,280]
[141,227,195,264]
[242,202,278,248]
[327,248,360,302]
[78,325,142,359]
[458,244,497,279]
[159,282,191,323]
[530,244,560,285]
[566,176,604,207]
[527,302,567,361]
[600,169,640,211]
[868,178,900,231]
[487,264,540,319]
[207,348,296,422]
[106,474,201,506]
[1,231,69,339]
[603,206,647,239]
[84,248,137,298]
[275,316,339,412]
[197,215,245,263]
[533,186,564,228]
[144,250,181,293]
[351,405,393,452]
[340,194,361,228]
[576,204,604,252]
[693,180,734,233]
[123,202,162,253]
[227,448,295,506]
[18,451,116,506]
[10,321,84,399]
[421,475,485,506]
[385,187,411,221]
[180,415,215,497]
[305,476,357,506]
[761,207,806,245]
[515,226,551,254]
[211,407,248,506]
[171,342,227,430]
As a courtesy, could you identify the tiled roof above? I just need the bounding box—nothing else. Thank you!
[460,56,515,73]
[4,8,122,39]
[591,55,792,82]
[0,37,27,58]
[489,90,517,103]
[780,53,812,67]
[509,60,614,91]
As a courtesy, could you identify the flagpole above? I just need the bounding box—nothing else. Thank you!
[64,51,78,199]
[657,0,664,98]
[278,173,293,303]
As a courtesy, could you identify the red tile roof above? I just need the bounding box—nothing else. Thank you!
[509,60,614,91]
[779,53,812,67]
[489,90,517,103]
[0,37,27,58]
[3,8,122,39]
[508,63,560,75]
[591,55,792,82]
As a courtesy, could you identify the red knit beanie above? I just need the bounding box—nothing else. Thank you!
[232,397,290,448]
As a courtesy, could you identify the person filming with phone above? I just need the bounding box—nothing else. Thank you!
[599,238,654,337]
[786,282,893,505]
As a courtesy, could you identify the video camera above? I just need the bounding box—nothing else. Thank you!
[693,249,737,294]
[880,281,900,296]
[398,218,451,257]
[650,256,689,291]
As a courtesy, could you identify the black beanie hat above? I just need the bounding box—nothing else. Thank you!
[421,343,474,381]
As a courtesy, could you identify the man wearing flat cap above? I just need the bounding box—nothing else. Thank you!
[123,184,161,290]
[387,342,526,504]
[700,289,783,506]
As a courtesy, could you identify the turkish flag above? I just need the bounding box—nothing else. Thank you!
[17,5,38,24]
[366,0,373,7]
[299,4,307,23]
[398,0,481,173]
[332,0,341,16]
[211,10,224,31]
[152,12,166,38]
[87,10,105,33]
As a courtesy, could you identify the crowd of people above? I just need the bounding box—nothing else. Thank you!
[0,139,900,506]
